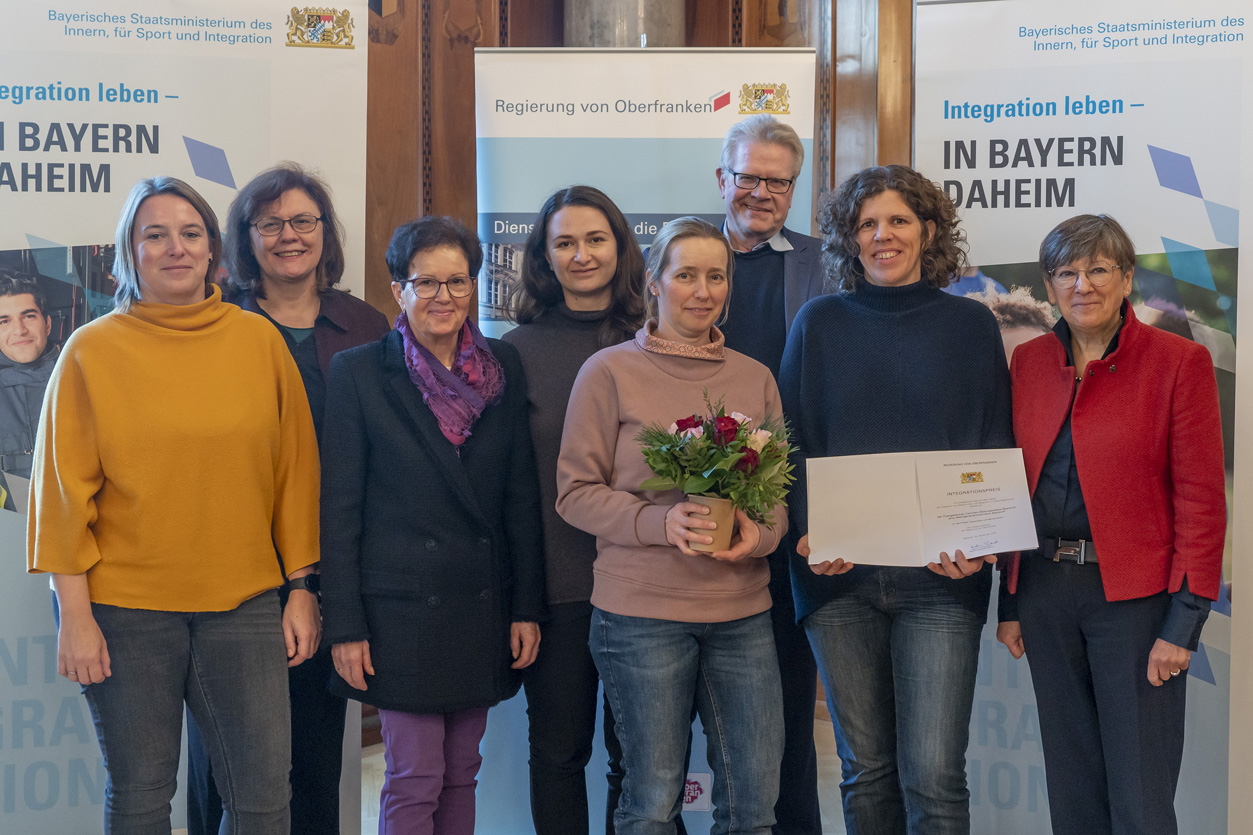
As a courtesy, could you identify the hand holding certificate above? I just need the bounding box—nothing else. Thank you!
[805,449,1037,568]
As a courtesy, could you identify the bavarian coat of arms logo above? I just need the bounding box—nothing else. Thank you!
[738,83,791,115]
[286,6,355,48]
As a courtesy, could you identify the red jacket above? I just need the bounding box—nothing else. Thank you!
[1005,306,1225,602]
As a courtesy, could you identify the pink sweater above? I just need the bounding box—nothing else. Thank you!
[556,326,786,623]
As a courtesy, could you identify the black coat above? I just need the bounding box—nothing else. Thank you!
[320,330,545,713]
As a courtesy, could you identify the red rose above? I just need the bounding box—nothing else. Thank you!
[675,414,702,432]
[713,415,739,445]
[734,448,760,473]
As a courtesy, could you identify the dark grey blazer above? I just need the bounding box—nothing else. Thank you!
[320,330,545,713]
[777,226,827,334]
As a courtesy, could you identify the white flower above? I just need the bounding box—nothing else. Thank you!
[746,428,772,452]
[668,422,679,434]
[681,426,704,440]
[730,411,753,426]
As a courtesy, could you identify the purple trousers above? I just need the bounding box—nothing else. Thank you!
[377,707,491,835]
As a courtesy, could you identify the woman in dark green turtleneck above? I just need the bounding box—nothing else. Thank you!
[502,185,647,835]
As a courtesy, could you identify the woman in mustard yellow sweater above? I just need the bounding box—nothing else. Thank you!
[26,177,321,835]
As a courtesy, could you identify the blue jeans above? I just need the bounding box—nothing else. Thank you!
[804,568,984,835]
[81,591,291,835]
[590,608,783,835]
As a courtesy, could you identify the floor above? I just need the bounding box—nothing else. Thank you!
[362,743,386,833]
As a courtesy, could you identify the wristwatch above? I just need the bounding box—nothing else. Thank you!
[287,574,321,595]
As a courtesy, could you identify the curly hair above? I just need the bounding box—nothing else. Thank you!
[508,185,646,348]
[0,267,48,317]
[965,285,1056,332]
[818,165,968,293]
[221,162,347,301]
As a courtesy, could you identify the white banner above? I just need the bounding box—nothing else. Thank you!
[1,2,367,831]
[474,47,816,335]
[2,2,368,294]
[917,2,1248,833]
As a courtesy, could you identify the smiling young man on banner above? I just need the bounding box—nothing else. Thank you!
[0,268,58,480]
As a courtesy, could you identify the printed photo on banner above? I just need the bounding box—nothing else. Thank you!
[0,245,113,497]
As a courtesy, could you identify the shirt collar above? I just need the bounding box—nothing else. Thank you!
[239,289,346,333]
[1052,299,1128,366]
[720,222,793,254]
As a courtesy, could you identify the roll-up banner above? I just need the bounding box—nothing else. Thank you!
[470,47,815,833]
[917,2,1248,832]
[1,3,367,831]
[474,47,816,337]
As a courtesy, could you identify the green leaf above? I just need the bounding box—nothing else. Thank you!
[703,453,743,477]
[639,476,679,491]
[683,475,717,494]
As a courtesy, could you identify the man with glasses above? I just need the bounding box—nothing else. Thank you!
[714,114,826,835]
[0,268,58,480]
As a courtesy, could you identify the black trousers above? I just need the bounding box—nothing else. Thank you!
[1016,555,1187,835]
[768,551,823,835]
[187,642,348,835]
[522,602,692,835]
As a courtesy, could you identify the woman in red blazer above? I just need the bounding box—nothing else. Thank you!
[996,214,1225,835]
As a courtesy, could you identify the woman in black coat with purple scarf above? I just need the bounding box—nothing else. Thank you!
[320,215,545,835]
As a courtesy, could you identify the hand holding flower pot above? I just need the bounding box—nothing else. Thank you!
[686,495,736,552]
[638,392,795,557]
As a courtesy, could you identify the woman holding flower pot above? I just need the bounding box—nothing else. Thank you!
[556,216,788,835]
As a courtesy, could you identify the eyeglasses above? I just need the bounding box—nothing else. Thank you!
[1047,264,1122,289]
[398,274,476,299]
[727,170,795,195]
[251,215,323,237]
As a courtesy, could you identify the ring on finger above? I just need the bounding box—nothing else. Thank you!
[1170,669,1181,677]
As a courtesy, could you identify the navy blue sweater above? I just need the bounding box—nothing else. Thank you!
[779,280,1014,621]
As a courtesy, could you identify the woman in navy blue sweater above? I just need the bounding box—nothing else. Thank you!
[779,165,1012,835]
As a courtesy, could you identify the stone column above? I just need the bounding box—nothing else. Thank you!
[564,0,685,47]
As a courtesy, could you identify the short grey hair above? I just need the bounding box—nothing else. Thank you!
[644,216,735,326]
[112,177,221,312]
[1038,214,1135,278]
[720,115,805,180]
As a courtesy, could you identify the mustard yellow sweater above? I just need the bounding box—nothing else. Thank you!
[27,285,320,611]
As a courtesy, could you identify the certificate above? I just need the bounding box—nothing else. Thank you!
[806,449,1038,567]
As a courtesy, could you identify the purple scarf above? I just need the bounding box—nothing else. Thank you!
[395,313,504,446]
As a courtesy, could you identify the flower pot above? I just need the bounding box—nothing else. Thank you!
[686,494,736,553]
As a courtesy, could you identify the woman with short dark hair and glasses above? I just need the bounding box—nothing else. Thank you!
[320,215,545,835]
[997,213,1224,835]
[185,162,389,835]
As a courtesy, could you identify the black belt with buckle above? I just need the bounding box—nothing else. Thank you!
[1041,538,1098,564]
